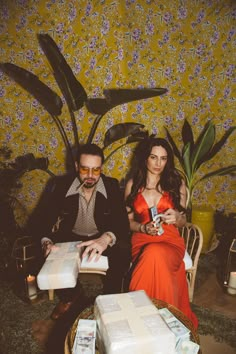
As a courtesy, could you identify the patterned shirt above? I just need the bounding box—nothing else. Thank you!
[41,176,116,246]
[66,177,107,236]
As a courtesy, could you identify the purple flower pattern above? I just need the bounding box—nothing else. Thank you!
[0,0,234,215]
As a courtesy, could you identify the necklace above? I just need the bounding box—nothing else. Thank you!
[145,186,157,191]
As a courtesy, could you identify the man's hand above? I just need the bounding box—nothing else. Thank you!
[76,233,111,261]
[42,240,57,257]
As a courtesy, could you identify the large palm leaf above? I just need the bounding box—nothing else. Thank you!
[103,122,145,148]
[198,165,236,182]
[103,88,167,105]
[13,153,54,177]
[181,119,194,155]
[191,122,215,173]
[1,33,168,174]
[182,143,192,182]
[38,34,168,148]
[103,124,149,163]
[86,88,168,143]
[0,63,74,169]
[0,63,62,116]
[165,128,183,165]
[37,33,88,148]
[37,34,87,112]
[201,126,236,163]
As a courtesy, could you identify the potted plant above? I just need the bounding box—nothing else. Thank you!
[0,33,167,173]
[0,147,52,278]
[165,119,236,252]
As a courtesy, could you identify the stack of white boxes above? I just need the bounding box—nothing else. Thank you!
[94,290,176,354]
[37,241,80,290]
[37,241,109,291]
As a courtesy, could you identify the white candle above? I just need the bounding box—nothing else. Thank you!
[227,271,236,295]
[27,275,37,300]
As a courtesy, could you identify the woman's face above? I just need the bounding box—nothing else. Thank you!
[146,145,168,175]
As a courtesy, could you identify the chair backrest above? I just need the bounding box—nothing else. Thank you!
[180,222,203,271]
[179,222,203,301]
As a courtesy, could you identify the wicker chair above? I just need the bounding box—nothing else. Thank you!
[122,222,203,302]
[180,222,203,302]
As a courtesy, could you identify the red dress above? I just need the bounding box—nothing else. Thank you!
[129,191,198,328]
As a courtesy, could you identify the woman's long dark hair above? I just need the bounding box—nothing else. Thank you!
[126,137,185,212]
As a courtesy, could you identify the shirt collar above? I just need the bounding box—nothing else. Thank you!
[66,176,107,199]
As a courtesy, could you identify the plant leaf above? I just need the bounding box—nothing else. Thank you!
[183,142,192,181]
[201,126,236,163]
[37,33,87,111]
[191,121,215,173]
[0,63,63,116]
[104,131,150,163]
[198,165,236,182]
[126,130,150,143]
[165,127,183,166]
[0,63,73,169]
[86,87,168,115]
[86,88,167,143]
[104,88,168,105]
[86,100,146,144]
[103,123,145,148]
[13,153,49,172]
[182,119,194,153]
[85,98,114,115]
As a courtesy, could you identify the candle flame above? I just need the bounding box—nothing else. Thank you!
[27,274,35,280]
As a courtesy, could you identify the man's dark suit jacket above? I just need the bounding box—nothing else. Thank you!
[28,173,131,294]
[28,173,130,247]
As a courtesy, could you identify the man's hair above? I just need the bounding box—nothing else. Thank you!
[76,143,104,164]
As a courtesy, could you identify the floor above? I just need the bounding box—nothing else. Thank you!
[193,257,236,354]
[31,251,236,354]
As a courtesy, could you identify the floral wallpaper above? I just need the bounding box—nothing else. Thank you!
[0,0,235,226]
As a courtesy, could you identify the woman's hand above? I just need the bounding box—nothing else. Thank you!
[77,233,111,261]
[144,221,159,235]
[162,208,186,227]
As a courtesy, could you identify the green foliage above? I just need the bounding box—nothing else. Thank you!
[165,119,236,206]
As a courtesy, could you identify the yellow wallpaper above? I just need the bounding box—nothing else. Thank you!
[0,0,235,225]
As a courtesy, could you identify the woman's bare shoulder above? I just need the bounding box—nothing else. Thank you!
[124,178,133,199]
[126,178,134,188]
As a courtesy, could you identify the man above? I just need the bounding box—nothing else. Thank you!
[29,144,130,320]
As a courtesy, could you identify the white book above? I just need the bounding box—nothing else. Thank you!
[80,254,109,273]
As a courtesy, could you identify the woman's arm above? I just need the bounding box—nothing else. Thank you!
[176,179,187,227]
[162,180,187,228]
[124,179,146,233]
[180,179,187,210]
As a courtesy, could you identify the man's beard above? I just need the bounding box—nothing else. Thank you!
[82,178,98,189]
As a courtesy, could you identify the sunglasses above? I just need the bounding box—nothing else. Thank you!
[79,165,102,176]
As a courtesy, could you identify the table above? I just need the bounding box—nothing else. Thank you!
[65,298,201,354]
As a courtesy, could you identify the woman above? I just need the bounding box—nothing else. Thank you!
[125,137,198,328]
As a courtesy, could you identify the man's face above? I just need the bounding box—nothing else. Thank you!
[76,154,102,189]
